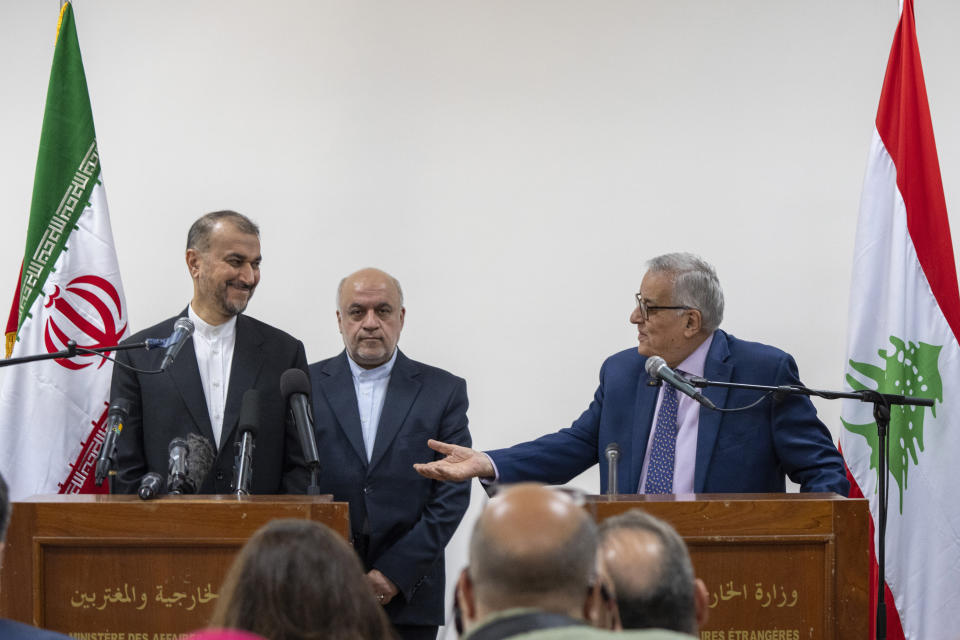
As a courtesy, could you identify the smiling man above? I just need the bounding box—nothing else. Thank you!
[415,253,848,496]
[110,210,310,494]
[308,268,472,640]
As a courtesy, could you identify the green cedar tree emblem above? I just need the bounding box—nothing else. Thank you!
[843,336,942,512]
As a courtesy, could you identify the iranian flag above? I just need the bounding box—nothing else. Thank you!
[0,2,127,500]
[840,1,960,638]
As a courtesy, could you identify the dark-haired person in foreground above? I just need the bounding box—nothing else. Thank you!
[598,510,707,636]
[208,519,395,640]
[309,268,471,640]
[0,471,71,639]
[456,483,689,640]
[111,210,310,494]
[416,253,848,496]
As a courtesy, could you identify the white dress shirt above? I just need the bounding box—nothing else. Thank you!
[188,305,237,449]
[637,331,715,494]
[347,349,398,461]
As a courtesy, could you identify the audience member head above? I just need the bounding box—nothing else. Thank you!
[457,483,614,632]
[209,519,393,640]
[597,509,708,635]
[336,268,405,369]
[631,252,723,367]
[185,210,261,325]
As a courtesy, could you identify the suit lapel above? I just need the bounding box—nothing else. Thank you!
[694,331,732,492]
[369,351,421,471]
[317,352,368,466]
[221,315,265,452]
[168,312,216,444]
[630,366,661,493]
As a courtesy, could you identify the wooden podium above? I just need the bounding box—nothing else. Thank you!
[586,493,869,640]
[0,494,350,638]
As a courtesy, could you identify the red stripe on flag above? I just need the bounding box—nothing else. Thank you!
[875,0,960,343]
[4,263,23,359]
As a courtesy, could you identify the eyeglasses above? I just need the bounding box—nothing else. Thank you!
[634,293,693,322]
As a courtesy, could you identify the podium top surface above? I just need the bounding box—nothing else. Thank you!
[15,493,337,504]
[585,491,853,504]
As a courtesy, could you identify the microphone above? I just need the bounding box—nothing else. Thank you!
[138,472,164,500]
[95,399,131,487]
[233,390,259,495]
[167,437,190,494]
[281,368,322,494]
[280,369,321,467]
[184,432,216,494]
[160,318,195,371]
[604,442,620,496]
[645,356,717,410]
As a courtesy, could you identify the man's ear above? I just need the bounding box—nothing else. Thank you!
[683,309,703,336]
[457,567,478,628]
[693,577,710,630]
[584,578,621,631]
[185,249,200,279]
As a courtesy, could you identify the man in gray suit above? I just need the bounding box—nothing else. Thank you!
[309,268,471,640]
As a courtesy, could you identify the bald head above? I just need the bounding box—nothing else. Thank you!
[336,268,405,369]
[336,268,403,309]
[468,484,598,614]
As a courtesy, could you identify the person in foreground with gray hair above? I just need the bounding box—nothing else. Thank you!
[456,483,690,640]
[598,510,707,635]
[416,252,848,496]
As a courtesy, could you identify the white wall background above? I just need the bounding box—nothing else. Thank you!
[3,0,960,635]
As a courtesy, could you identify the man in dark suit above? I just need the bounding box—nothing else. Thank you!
[111,210,309,494]
[0,472,72,639]
[415,253,848,496]
[309,268,471,640]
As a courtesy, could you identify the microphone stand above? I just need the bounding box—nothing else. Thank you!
[0,339,153,368]
[307,463,322,496]
[687,375,931,640]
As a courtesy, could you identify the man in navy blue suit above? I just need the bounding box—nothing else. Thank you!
[309,268,471,640]
[415,253,848,496]
[0,472,71,640]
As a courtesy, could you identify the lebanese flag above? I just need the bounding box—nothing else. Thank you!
[840,1,960,638]
[0,2,127,500]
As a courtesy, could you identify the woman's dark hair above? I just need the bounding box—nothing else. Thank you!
[209,519,394,640]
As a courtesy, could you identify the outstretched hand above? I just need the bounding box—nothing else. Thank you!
[413,439,495,482]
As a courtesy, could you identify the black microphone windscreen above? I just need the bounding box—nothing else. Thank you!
[169,436,188,453]
[185,433,216,493]
[280,368,311,401]
[138,472,164,500]
[108,398,132,420]
[173,316,195,337]
[238,389,260,437]
[645,356,666,377]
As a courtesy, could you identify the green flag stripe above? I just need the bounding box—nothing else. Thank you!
[19,2,101,333]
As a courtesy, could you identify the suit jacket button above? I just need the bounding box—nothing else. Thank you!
[363,486,371,495]
[216,471,224,481]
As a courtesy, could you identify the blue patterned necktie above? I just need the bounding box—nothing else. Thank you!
[643,384,680,494]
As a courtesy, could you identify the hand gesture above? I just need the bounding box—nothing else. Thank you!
[413,439,495,482]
